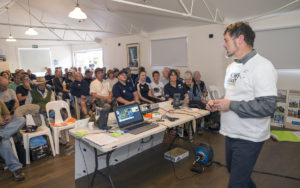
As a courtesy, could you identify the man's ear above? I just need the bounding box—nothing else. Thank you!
[238,34,245,45]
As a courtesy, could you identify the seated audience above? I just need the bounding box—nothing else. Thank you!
[16,74,32,106]
[137,70,161,104]
[0,77,19,113]
[90,68,112,109]
[84,69,93,86]
[135,66,151,84]
[176,69,183,82]
[27,69,36,80]
[112,69,140,105]
[106,69,118,90]
[44,68,55,88]
[53,69,64,99]
[193,71,208,98]
[62,72,74,100]
[150,71,164,99]
[184,72,206,109]
[70,72,92,118]
[25,77,55,112]
[113,68,119,78]
[102,67,107,79]
[8,73,22,91]
[164,69,189,103]
[161,67,170,86]
[0,99,25,181]
[1,71,10,81]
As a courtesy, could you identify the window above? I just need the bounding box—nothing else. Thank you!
[74,49,103,69]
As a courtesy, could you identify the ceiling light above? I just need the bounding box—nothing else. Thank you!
[5,7,16,42]
[25,27,38,35]
[6,34,16,42]
[25,0,38,36]
[68,0,87,19]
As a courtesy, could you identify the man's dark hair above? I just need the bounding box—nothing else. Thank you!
[94,68,103,75]
[152,71,160,77]
[168,69,178,79]
[224,21,255,47]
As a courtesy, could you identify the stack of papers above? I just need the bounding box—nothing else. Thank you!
[84,133,118,146]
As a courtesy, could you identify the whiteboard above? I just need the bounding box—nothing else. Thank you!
[18,48,51,73]
[151,37,188,67]
[255,27,300,69]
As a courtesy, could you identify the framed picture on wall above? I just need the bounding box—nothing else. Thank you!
[127,43,140,70]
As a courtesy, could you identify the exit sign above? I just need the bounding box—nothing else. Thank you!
[32,45,38,48]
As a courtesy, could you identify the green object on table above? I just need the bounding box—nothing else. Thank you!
[270,130,300,142]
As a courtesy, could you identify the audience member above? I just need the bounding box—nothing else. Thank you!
[27,69,36,80]
[62,72,74,100]
[175,69,183,82]
[70,72,92,118]
[8,73,22,91]
[84,69,93,86]
[161,67,170,86]
[135,66,151,84]
[106,69,118,90]
[90,68,112,109]
[112,69,140,105]
[193,71,208,98]
[164,69,189,103]
[25,77,55,112]
[44,68,55,87]
[150,71,164,100]
[102,67,107,79]
[16,74,32,106]
[113,68,119,78]
[184,72,206,108]
[0,99,25,181]
[0,77,19,113]
[53,69,64,99]
[136,70,160,104]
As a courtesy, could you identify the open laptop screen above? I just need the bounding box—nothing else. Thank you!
[114,103,144,128]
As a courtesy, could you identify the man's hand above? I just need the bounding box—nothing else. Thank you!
[4,115,12,123]
[206,100,217,112]
[213,99,231,111]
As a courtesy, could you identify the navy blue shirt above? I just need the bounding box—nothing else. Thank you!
[164,80,187,100]
[70,79,90,97]
[112,81,137,105]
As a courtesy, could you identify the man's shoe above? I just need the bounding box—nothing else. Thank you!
[12,168,25,182]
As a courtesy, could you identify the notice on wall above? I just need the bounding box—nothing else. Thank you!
[286,90,300,128]
[271,89,287,128]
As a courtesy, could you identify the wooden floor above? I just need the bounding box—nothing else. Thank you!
[1,130,300,188]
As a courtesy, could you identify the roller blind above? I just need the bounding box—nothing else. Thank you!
[151,37,188,67]
[18,48,51,73]
[255,27,300,69]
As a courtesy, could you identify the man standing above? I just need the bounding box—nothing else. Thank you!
[206,22,277,188]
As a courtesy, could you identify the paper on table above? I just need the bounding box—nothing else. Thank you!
[84,133,118,146]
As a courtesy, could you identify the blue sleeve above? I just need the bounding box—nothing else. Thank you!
[146,76,151,83]
[112,84,121,98]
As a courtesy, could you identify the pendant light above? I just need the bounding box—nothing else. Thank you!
[68,0,87,20]
[25,0,38,36]
[5,7,16,42]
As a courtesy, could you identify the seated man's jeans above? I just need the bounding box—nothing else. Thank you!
[0,117,25,172]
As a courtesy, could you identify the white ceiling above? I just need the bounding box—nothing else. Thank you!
[0,0,300,44]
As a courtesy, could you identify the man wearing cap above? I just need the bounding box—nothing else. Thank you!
[90,68,112,109]
[112,69,140,106]
[0,76,19,113]
[25,77,55,112]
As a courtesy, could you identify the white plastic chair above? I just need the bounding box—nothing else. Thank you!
[208,85,221,100]
[15,104,56,164]
[46,100,76,155]
[10,137,18,160]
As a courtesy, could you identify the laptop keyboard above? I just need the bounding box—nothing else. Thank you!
[125,122,150,131]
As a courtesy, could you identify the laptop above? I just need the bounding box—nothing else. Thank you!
[113,103,158,135]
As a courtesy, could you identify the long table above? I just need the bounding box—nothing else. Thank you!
[69,102,210,187]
